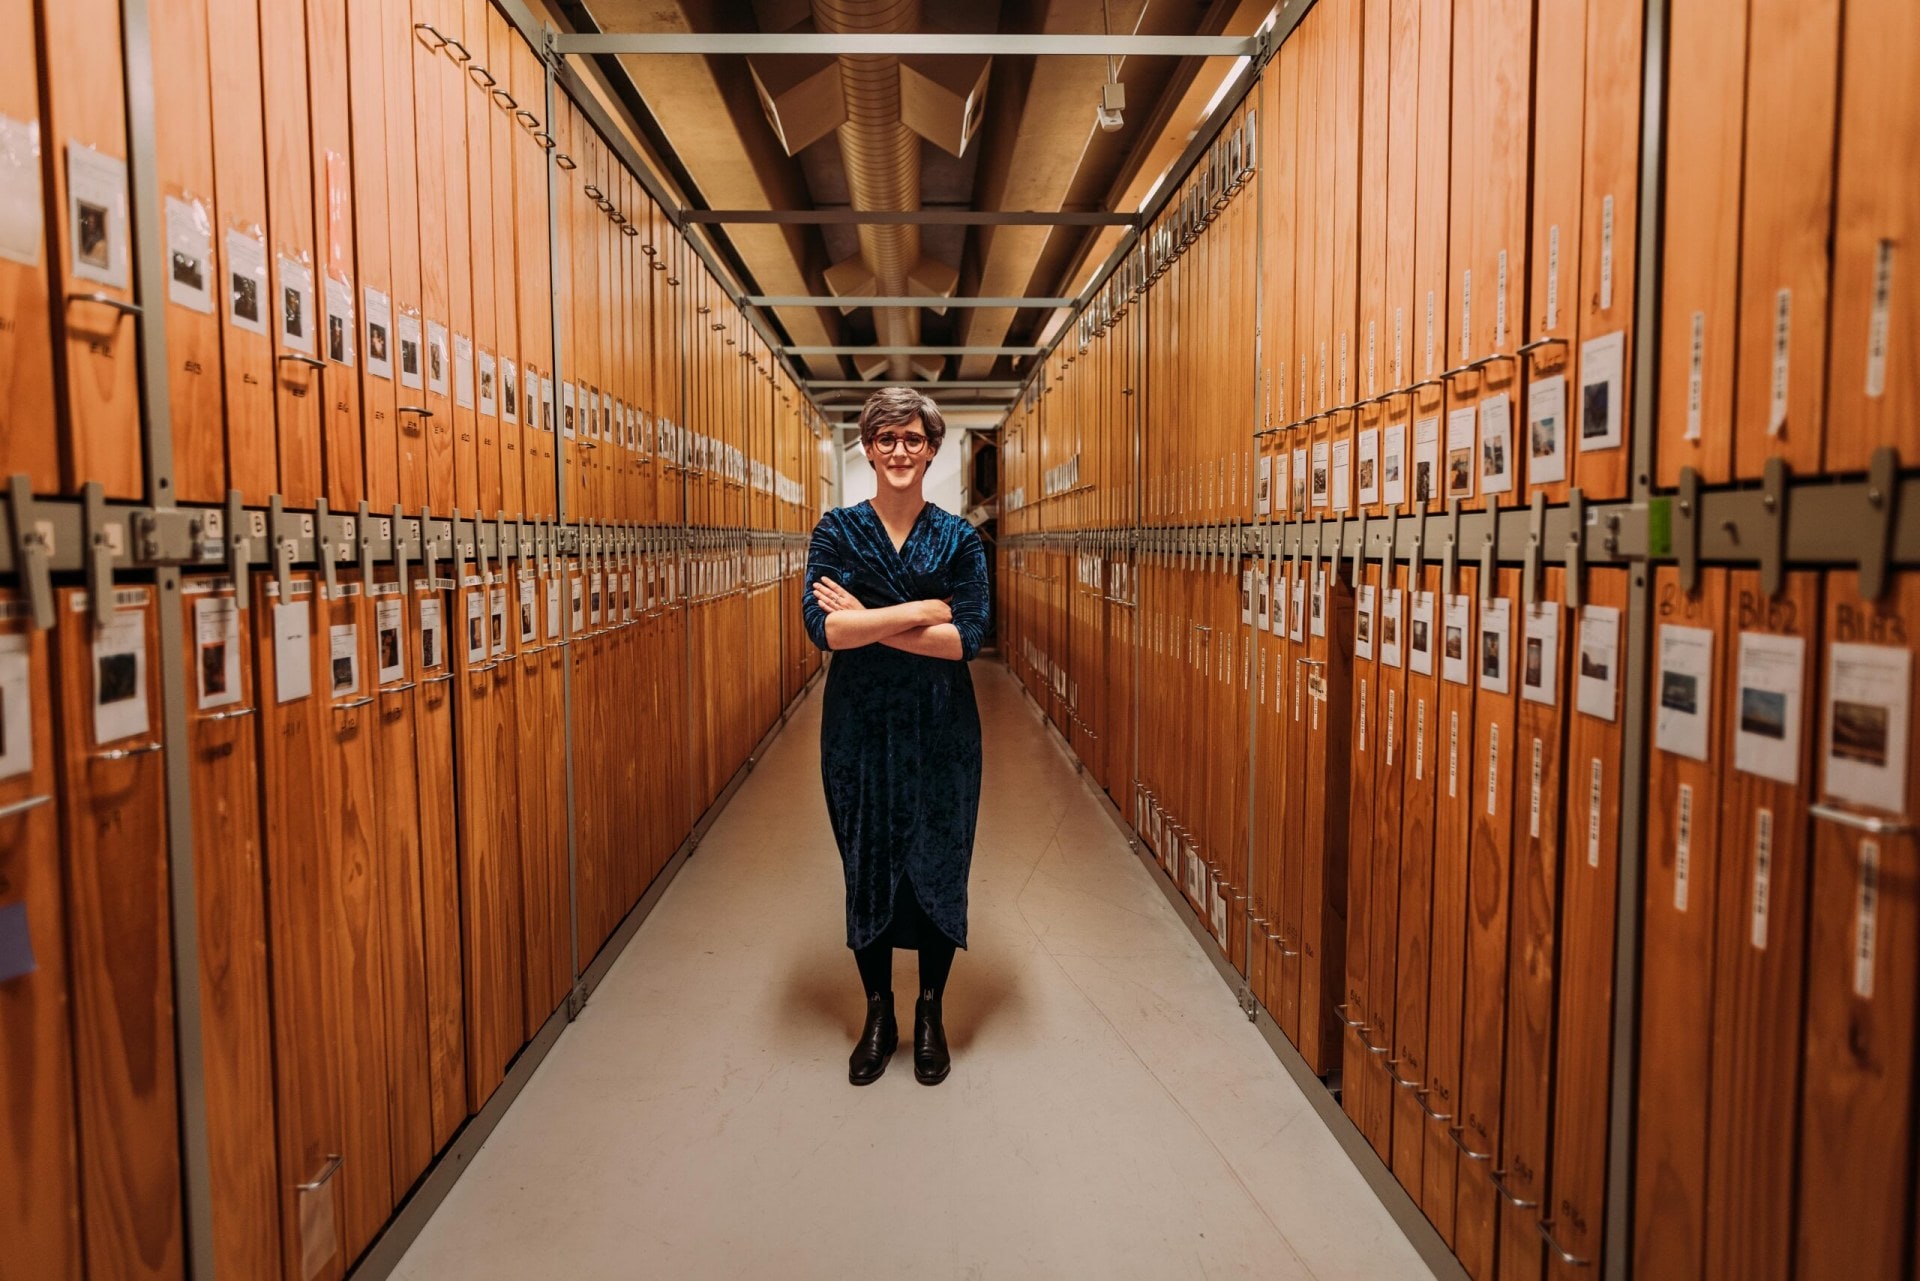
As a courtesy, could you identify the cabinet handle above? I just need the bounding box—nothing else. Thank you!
[1386,1060,1424,1092]
[397,404,434,419]
[92,740,163,761]
[296,1155,343,1192]
[492,89,518,111]
[1810,803,1916,836]
[443,37,471,63]
[0,794,52,821]
[423,672,454,686]
[467,65,496,88]
[379,681,417,696]
[1488,1167,1540,1211]
[1446,1123,1495,1162]
[332,696,375,711]
[199,705,257,722]
[516,109,541,130]
[67,291,142,317]
[279,353,326,371]
[413,22,446,49]
[1536,1221,1592,1268]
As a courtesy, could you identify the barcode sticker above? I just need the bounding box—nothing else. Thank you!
[1854,840,1880,999]
[1587,759,1603,867]
[1675,783,1693,912]
[1750,808,1773,951]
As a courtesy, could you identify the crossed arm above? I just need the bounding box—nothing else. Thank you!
[811,576,964,661]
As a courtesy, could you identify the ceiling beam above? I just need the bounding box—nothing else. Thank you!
[686,210,1135,226]
[553,33,1259,56]
[747,295,1073,308]
[804,379,1026,388]
[786,345,1042,355]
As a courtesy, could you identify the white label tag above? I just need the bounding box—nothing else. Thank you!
[1446,407,1476,501]
[1394,307,1406,387]
[418,597,442,670]
[1496,248,1509,349]
[1358,677,1369,752]
[397,311,424,389]
[1768,289,1791,435]
[1527,373,1568,485]
[478,350,498,417]
[1448,710,1459,799]
[274,600,313,703]
[1854,840,1879,999]
[1686,311,1705,441]
[1529,738,1543,838]
[454,333,474,408]
[1386,689,1398,765]
[1546,224,1561,331]
[1750,808,1773,951]
[501,357,519,423]
[194,596,242,710]
[1367,319,1377,393]
[1600,195,1615,311]
[1486,721,1500,816]
[324,274,354,366]
[375,597,405,684]
[0,114,42,267]
[1424,290,1436,377]
[328,623,360,697]
[1461,268,1473,363]
[1587,758,1604,867]
[1383,422,1406,505]
[1415,700,1427,781]
[1578,330,1625,452]
[1675,783,1693,911]
[1655,624,1714,761]
[165,195,216,314]
[1867,240,1893,399]
[1480,392,1513,495]
[67,141,130,289]
[277,255,316,356]
[426,320,450,397]
[364,287,393,380]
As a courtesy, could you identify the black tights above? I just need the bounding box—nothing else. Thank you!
[855,937,956,1001]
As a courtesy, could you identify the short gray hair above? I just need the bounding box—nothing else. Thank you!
[857,386,946,453]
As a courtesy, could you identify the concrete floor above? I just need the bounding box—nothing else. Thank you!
[393,659,1433,1281]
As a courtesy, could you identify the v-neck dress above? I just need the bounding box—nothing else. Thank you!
[802,499,992,951]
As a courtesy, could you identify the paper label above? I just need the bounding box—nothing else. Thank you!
[397,311,424,389]
[277,255,316,356]
[1522,603,1560,707]
[364,288,393,380]
[1382,423,1406,505]
[1414,416,1440,505]
[1527,374,1568,485]
[224,229,269,335]
[1481,598,1511,694]
[1311,440,1330,509]
[1310,567,1327,639]
[1854,841,1879,999]
[1445,407,1476,501]
[1734,631,1805,783]
[1424,290,1436,377]
[490,587,508,657]
[1394,308,1405,386]
[66,141,130,289]
[1386,689,1398,765]
[1587,759,1604,866]
[91,605,149,743]
[0,114,42,267]
[518,578,537,643]
[454,333,474,408]
[464,591,486,662]
[562,382,576,439]
[502,357,519,423]
[1768,289,1791,435]
[1750,808,1773,950]
[1529,738,1543,838]
[0,635,33,780]
[1675,782,1693,911]
[426,320,450,396]
[194,596,242,710]
[545,579,561,640]
[1686,311,1705,441]
[1461,268,1473,363]
[1358,429,1380,505]
[1415,699,1427,780]
[1486,721,1500,815]
[1330,438,1351,511]
[1270,561,1286,636]
[418,597,443,670]
[1600,195,1615,312]
[478,350,498,417]
[1442,594,1471,685]
[165,195,215,313]
[1290,573,1306,643]
[1655,624,1714,760]
[375,598,405,684]
[274,601,312,703]
[1496,249,1509,349]
[324,275,354,366]
[1576,605,1621,722]
[1480,392,1513,495]
[1448,709,1459,799]
[1356,585,1376,661]
[1241,569,1256,626]
[1866,241,1892,398]
[1368,319,1378,393]
[1410,592,1435,677]
[328,623,360,697]
[1546,224,1561,331]
[1381,588,1403,668]
[1578,330,1625,452]
[1823,641,1912,813]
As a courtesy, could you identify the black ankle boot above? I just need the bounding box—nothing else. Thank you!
[849,991,897,1086]
[914,992,950,1085]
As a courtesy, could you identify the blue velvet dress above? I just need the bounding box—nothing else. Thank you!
[803,499,991,952]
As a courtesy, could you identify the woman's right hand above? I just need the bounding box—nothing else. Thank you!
[917,598,953,627]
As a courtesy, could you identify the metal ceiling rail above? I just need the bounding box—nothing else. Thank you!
[689,210,1136,226]
[749,295,1074,308]
[787,345,1042,355]
[552,33,1259,57]
[804,379,1025,389]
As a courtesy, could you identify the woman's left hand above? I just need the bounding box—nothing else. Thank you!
[812,576,866,613]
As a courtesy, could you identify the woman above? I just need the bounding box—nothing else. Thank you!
[802,387,991,1087]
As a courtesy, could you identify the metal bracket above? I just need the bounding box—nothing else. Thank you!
[357,501,375,586]
[1441,499,1462,597]
[1379,507,1397,581]
[1861,447,1899,602]
[452,507,470,586]
[495,511,508,574]
[1760,461,1788,599]
[514,514,527,578]
[268,496,294,601]
[7,475,55,630]
[1675,468,1702,594]
[1351,509,1367,588]
[393,505,412,597]
[1523,492,1546,609]
[315,497,338,599]
[227,490,251,610]
[1565,489,1586,611]
[1479,517,1496,603]
[82,481,116,628]
[1412,506,1428,584]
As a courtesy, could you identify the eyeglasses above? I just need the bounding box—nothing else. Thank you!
[872,431,929,455]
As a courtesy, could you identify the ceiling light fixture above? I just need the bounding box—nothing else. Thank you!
[1097,0,1125,133]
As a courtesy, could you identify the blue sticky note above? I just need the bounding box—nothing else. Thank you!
[0,900,35,983]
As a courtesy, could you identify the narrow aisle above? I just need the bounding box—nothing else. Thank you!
[394,660,1432,1281]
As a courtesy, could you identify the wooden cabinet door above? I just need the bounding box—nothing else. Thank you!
[259,0,324,505]
[0,594,80,1276]
[1343,561,1387,1150]
[306,0,363,507]
[180,577,282,1279]
[462,0,499,517]
[487,6,523,518]
[54,585,182,1278]
[1526,0,1585,504]
[1796,571,1920,1277]
[410,0,455,509]
[203,0,278,505]
[346,0,398,510]
[1634,567,1729,1281]
[1392,567,1443,1196]
[152,0,225,504]
[40,0,144,498]
[409,575,465,1149]
[0,0,58,495]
